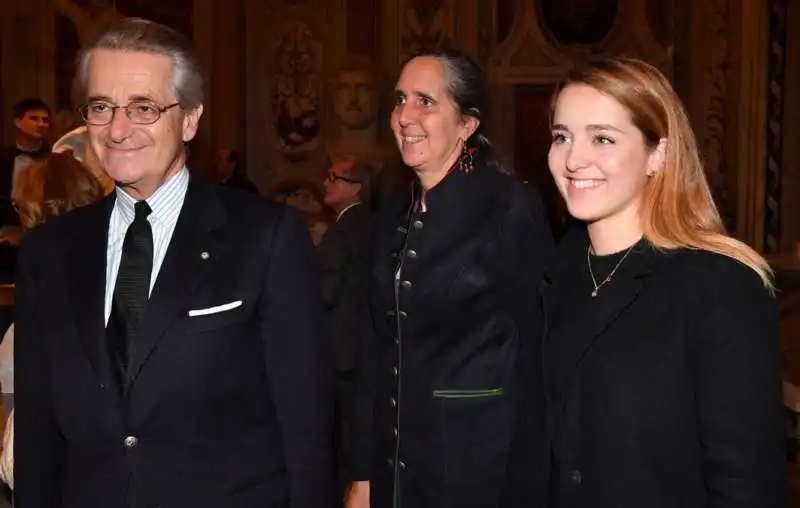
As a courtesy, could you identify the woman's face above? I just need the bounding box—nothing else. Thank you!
[548,84,663,230]
[390,56,476,175]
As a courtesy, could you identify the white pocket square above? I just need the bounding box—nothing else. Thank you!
[188,300,243,317]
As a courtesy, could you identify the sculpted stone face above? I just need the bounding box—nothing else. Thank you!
[333,69,378,130]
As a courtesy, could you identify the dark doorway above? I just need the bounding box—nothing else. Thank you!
[513,84,569,240]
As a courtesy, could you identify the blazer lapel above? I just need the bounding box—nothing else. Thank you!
[66,194,116,384]
[128,176,227,383]
[543,227,655,400]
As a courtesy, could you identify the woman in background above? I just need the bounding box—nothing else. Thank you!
[348,48,554,508]
[543,56,785,507]
[0,151,106,490]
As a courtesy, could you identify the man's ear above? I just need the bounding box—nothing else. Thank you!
[182,105,204,142]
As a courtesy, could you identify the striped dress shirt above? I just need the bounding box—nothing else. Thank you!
[104,167,189,324]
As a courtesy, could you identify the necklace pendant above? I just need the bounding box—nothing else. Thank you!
[591,289,598,298]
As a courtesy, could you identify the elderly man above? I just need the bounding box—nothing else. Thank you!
[15,18,333,508]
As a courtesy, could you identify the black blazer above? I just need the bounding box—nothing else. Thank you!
[351,160,555,508]
[15,175,334,508]
[316,202,373,372]
[543,227,786,508]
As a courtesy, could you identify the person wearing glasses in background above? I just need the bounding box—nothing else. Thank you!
[15,18,333,508]
[317,155,374,507]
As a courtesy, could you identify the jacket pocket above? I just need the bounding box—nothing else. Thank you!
[431,388,504,399]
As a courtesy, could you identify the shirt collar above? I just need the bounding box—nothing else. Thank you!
[114,166,190,227]
[336,201,361,222]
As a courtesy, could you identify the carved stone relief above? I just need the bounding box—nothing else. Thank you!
[399,0,454,61]
[273,22,324,162]
[246,0,332,203]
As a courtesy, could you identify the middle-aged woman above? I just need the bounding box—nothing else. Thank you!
[0,150,106,491]
[347,48,555,508]
[543,56,786,508]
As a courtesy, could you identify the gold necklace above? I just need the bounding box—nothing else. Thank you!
[587,242,638,298]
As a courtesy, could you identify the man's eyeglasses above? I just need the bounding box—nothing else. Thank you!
[78,100,181,126]
[326,173,361,184]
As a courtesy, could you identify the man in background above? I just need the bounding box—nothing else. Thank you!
[214,147,258,193]
[316,155,373,507]
[0,98,51,200]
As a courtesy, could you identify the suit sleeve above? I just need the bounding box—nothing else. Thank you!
[316,227,348,308]
[693,260,786,508]
[260,206,334,508]
[15,231,65,508]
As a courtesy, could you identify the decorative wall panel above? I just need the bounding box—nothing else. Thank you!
[399,0,454,62]
[764,0,789,253]
[245,0,332,196]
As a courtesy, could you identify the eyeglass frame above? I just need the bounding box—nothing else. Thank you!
[326,173,361,185]
[77,100,181,126]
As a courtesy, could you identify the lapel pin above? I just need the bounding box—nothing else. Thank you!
[200,251,210,260]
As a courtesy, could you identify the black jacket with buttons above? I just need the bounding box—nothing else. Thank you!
[351,157,555,507]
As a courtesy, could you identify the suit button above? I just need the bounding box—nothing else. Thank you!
[570,469,582,485]
[400,280,412,290]
[399,460,407,470]
[388,458,393,466]
[391,366,398,376]
[392,428,398,437]
[124,436,138,449]
[390,397,397,407]
[406,249,417,259]
[413,220,424,230]
[398,311,408,319]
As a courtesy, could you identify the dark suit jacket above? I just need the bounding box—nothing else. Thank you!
[15,174,333,508]
[352,159,555,507]
[316,203,372,372]
[543,227,786,508]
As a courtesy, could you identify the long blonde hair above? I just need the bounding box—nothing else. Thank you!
[551,57,773,289]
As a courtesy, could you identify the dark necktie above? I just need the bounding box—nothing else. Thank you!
[107,200,153,390]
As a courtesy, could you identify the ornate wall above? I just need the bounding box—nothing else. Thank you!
[2,0,796,254]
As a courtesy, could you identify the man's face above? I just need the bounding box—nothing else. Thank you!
[323,158,361,210]
[15,109,50,140]
[215,148,234,176]
[85,49,202,199]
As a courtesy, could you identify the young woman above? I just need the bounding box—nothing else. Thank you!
[543,56,786,507]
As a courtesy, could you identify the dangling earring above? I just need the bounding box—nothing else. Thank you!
[458,141,474,173]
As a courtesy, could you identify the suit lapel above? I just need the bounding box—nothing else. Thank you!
[66,194,116,384]
[128,176,227,383]
[543,227,655,401]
